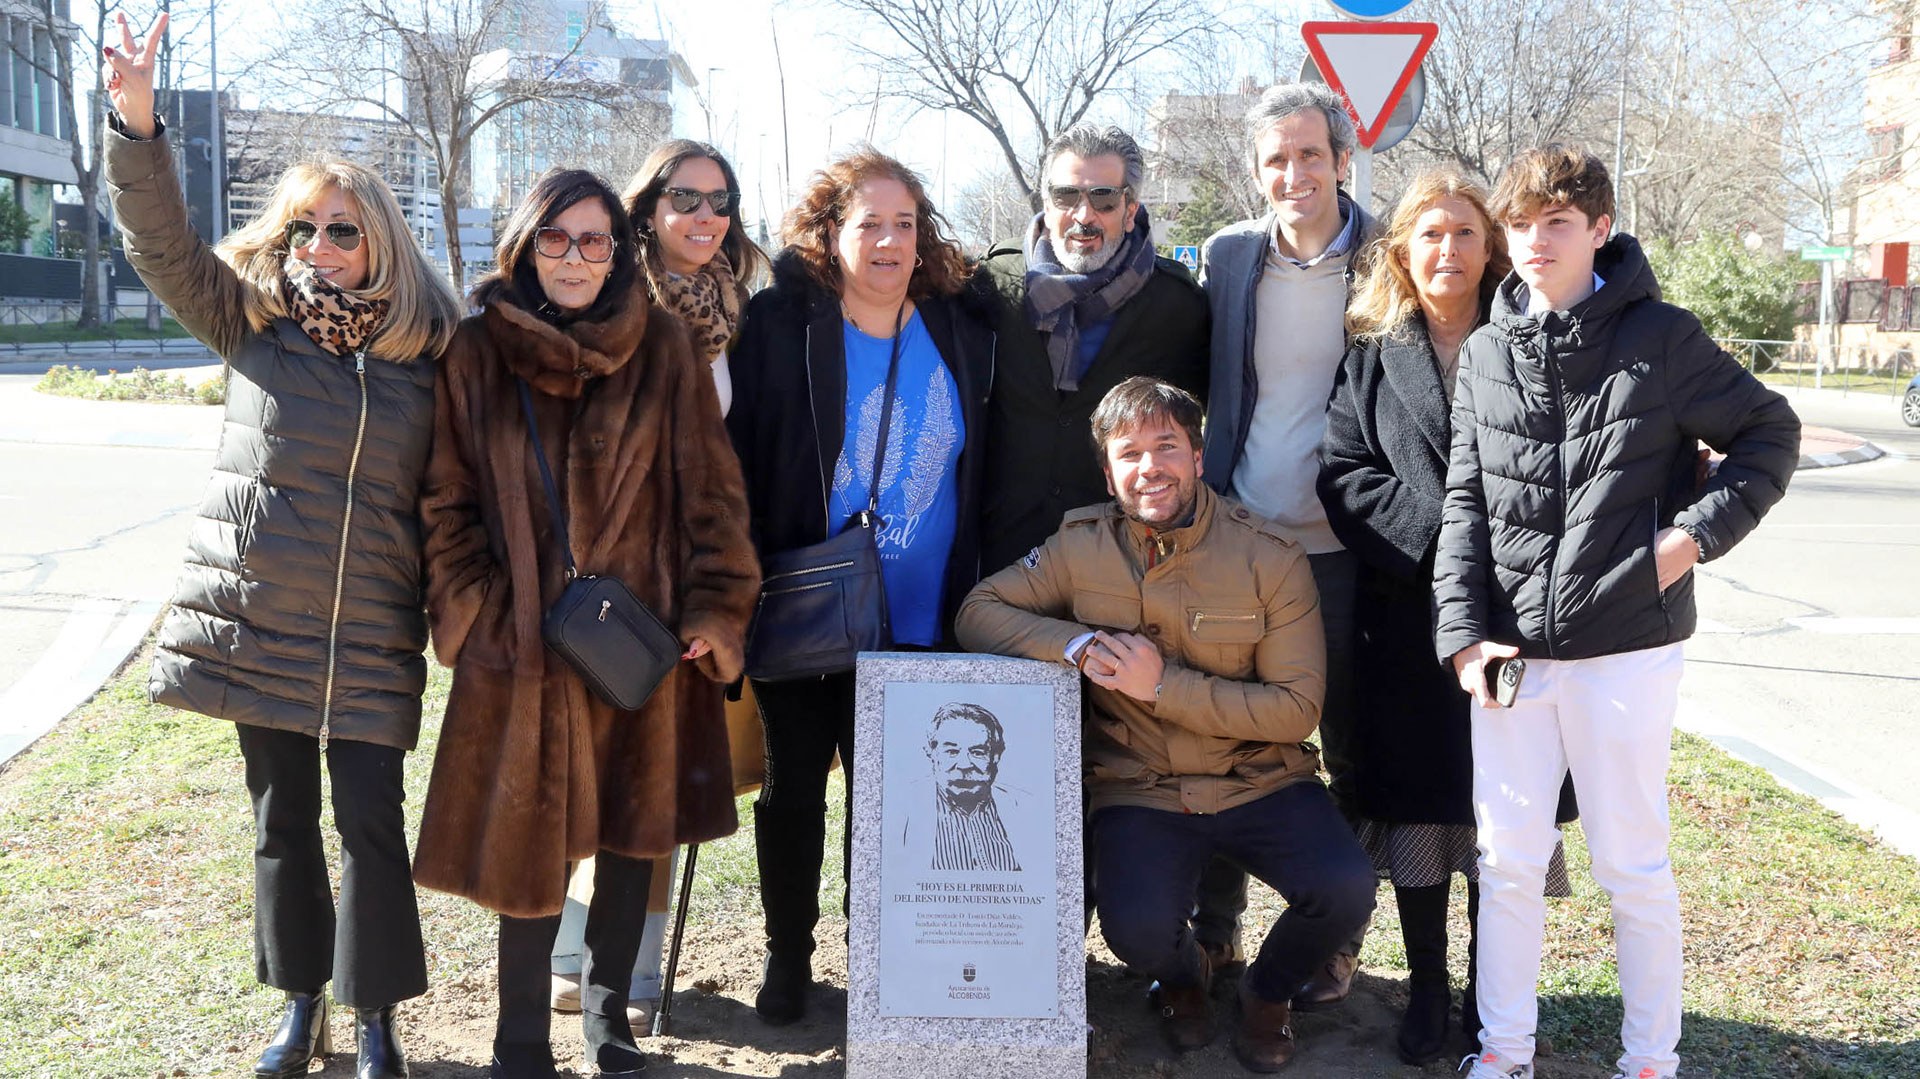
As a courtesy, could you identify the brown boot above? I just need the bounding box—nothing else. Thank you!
[1290,947,1358,1010]
[1233,986,1297,1073]
[1156,949,1215,1051]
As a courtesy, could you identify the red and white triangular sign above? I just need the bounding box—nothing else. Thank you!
[1301,21,1438,149]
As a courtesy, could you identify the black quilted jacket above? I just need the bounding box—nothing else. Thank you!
[107,126,437,750]
[1432,234,1799,663]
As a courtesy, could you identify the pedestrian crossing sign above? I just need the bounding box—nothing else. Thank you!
[1173,245,1199,272]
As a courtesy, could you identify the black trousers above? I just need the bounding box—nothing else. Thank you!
[496,852,654,1045]
[1194,549,1362,954]
[237,723,426,1009]
[748,671,856,957]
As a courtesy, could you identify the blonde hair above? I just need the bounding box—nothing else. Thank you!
[215,160,460,361]
[1346,168,1511,341]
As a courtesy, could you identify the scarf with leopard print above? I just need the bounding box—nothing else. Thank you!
[650,248,740,364]
[284,258,390,356]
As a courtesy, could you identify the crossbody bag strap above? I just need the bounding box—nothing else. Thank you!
[860,301,908,525]
[516,377,578,580]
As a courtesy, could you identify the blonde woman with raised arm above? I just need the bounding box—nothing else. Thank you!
[104,14,460,1079]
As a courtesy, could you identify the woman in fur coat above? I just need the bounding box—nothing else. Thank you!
[413,168,759,1079]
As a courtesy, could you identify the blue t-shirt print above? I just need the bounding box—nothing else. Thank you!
[830,312,964,647]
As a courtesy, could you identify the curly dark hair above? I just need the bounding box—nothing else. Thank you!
[780,147,969,299]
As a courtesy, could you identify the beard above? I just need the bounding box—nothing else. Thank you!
[1055,227,1119,274]
[1115,473,1200,530]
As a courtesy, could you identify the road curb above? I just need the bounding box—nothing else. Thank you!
[1797,440,1886,469]
[0,600,162,768]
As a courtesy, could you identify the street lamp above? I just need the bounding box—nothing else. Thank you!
[705,67,721,143]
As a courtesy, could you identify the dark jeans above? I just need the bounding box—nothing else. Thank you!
[1194,549,1361,953]
[496,852,654,1045]
[750,671,857,957]
[1093,780,1376,1004]
[237,723,426,1009]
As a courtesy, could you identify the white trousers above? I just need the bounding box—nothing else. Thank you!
[1471,642,1685,1079]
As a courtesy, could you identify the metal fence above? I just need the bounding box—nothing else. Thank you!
[0,298,203,356]
[1716,337,1917,397]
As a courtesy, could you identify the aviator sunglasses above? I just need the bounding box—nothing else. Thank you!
[663,187,738,217]
[285,219,364,251]
[533,227,617,263]
[1046,184,1132,214]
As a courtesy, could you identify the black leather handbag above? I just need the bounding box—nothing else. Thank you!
[518,379,681,711]
[743,304,906,681]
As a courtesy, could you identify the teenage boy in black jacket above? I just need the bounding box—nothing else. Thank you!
[1434,146,1799,1079]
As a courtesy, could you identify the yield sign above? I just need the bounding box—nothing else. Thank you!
[1301,21,1439,149]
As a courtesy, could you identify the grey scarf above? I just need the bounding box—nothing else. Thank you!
[1021,205,1157,391]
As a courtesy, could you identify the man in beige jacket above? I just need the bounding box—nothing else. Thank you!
[955,377,1375,1073]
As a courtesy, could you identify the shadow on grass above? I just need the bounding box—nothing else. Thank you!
[1535,993,1920,1079]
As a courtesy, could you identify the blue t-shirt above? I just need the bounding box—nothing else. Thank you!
[830,312,965,646]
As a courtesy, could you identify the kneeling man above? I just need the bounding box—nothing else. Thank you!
[955,376,1374,1072]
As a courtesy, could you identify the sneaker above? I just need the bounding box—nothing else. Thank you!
[549,972,582,1013]
[1460,1049,1533,1078]
[1611,1070,1676,1079]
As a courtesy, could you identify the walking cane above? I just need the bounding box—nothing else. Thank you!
[651,843,699,1037]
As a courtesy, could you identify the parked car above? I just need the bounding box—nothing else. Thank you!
[1905,372,1920,428]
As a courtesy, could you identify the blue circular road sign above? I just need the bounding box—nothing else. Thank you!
[1327,0,1416,18]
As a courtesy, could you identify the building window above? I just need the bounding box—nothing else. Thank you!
[567,12,583,50]
[1869,125,1905,181]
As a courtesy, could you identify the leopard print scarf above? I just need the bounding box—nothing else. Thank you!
[650,249,740,364]
[284,258,390,356]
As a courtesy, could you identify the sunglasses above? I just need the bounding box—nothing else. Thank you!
[285,219,363,251]
[1046,184,1132,214]
[533,227,617,263]
[664,187,737,217]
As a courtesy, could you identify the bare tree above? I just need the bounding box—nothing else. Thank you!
[825,0,1221,207]
[272,0,629,287]
[14,0,115,328]
[949,166,1031,252]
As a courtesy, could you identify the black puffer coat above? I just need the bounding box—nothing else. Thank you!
[1433,234,1799,663]
[107,126,438,751]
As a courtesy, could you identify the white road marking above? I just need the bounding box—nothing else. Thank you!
[1693,618,1741,634]
[1786,616,1920,634]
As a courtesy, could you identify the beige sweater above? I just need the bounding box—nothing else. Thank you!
[1227,245,1353,554]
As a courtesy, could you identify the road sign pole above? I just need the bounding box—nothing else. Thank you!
[1817,259,1832,391]
[1350,146,1373,215]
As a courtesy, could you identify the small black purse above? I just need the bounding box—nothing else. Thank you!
[518,379,681,711]
[743,304,906,681]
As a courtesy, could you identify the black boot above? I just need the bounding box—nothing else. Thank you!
[754,949,812,1025]
[490,1040,559,1079]
[1463,880,1483,1048]
[584,1009,647,1076]
[1394,882,1453,1064]
[254,991,330,1078]
[354,1005,408,1079]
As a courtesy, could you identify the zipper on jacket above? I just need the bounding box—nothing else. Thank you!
[1543,344,1565,659]
[1192,610,1259,633]
[319,351,370,751]
[803,328,830,537]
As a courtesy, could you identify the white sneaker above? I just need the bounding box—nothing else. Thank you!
[1611,1071,1676,1079]
[1460,1049,1534,1078]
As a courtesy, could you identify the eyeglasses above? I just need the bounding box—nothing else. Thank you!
[285,219,364,251]
[663,187,737,217]
[1046,185,1132,214]
[533,227,617,263]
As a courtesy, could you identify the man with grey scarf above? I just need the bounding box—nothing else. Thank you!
[972,123,1209,577]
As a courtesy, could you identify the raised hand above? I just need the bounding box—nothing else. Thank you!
[101,11,168,139]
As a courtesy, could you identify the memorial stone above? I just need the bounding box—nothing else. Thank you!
[847,652,1086,1079]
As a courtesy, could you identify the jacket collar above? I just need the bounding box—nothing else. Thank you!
[482,279,650,398]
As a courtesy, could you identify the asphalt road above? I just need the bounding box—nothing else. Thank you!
[0,368,1915,858]
[1678,385,1920,855]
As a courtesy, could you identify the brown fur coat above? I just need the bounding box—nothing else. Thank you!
[413,279,760,917]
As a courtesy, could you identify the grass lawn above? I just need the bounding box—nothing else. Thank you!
[1,644,1915,1077]
[0,315,189,345]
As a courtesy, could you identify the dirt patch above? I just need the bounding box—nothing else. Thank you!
[378,916,1615,1079]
